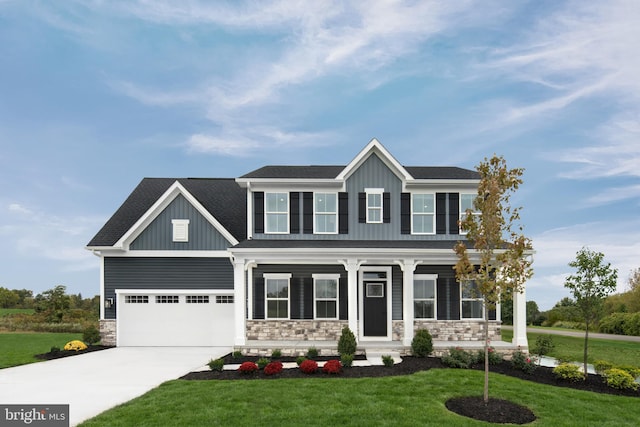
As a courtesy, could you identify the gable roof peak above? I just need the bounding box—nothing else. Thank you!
[336,138,413,181]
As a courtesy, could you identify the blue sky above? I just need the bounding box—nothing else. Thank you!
[1,1,639,310]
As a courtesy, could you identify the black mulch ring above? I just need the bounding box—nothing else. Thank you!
[35,345,114,360]
[446,396,536,424]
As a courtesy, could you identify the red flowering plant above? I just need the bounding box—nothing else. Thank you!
[238,361,259,374]
[264,361,284,376]
[299,359,318,374]
[322,359,342,375]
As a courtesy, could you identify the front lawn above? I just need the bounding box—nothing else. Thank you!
[0,332,82,368]
[80,369,640,426]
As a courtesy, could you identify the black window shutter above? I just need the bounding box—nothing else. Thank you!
[303,277,314,319]
[383,192,391,223]
[253,192,264,234]
[358,192,366,223]
[290,278,302,319]
[338,192,349,234]
[303,192,313,234]
[400,193,411,234]
[290,192,300,234]
[436,278,448,320]
[448,193,460,235]
[449,278,461,320]
[436,193,447,234]
[253,277,265,319]
[339,276,348,320]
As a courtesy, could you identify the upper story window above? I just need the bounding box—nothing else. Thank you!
[412,194,435,234]
[313,274,339,319]
[265,273,291,319]
[314,193,337,234]
[460,193,480,234]
[171,219,190,242]
[366,188,383,223]
[461,281,484,319]
[265,192,289,234]
[414,275,436,319]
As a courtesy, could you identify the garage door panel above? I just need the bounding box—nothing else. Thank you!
[117,292,234,346]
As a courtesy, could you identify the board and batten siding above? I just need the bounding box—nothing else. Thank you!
[130,194,233,251]
[103,257,233,319]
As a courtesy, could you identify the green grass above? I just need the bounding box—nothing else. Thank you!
[0,332,82,368]
[80,369,640,426]
[502,329,640,367]
[0,308,34,317]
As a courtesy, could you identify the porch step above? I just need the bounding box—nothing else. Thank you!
[365,350,402,365]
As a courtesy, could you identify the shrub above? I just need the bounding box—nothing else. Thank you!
[306,347,319,359]
[271,348,282,359]
[82,325,101,345]
[49,346,60,353]
[232,350,243,359]
[207,358,224,372]
[338,326,357,356]
[599,312,640,336]
[603,368,639,390]
[475,347,503,365]
[300,359,318,374]
[264,361,283,376]
[555,354,574,364]
[322,359,342,374]
[594,360,614,375]
[511,350,536,374]
[382,355,394,367]
[553,363,584,382]
[531,335,555,360]
[63,340,87,351]
[340,353,354,368]
[257,357,271,370]
[238,362,258,374]
[296,356,307,366]
[616,365,640,379]
[442,347,474,369]
[411,329,433,357]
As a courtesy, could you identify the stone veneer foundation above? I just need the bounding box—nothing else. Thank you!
[99,319,116,346]
[245,320,348,341]
[412,320,501,342]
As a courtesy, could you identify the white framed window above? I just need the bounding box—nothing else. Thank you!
[461,281,484,319]
[186,295,209,304]
[265,273,291,319]
[366,283,384,297]
[366,188,383,223]
[411,193,435,234]
[460,193,480,235]
[156,295,179,304]
[414,275,436,319]
[265,193,289,234]
[172,219,190,242]
[313,274,339,319]
[216,295,234,304]
[314,193,338,234]
[125,295,148,304]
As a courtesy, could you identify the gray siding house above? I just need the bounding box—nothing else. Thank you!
[87,139,529,353]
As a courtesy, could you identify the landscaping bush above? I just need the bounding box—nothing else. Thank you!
[441,347,474,369]
[232,350,243,359]
[257,357,270,370]
[510,350,536,374]
[306,347,319,359]
[531,335,555,361]
[616,365,640,379]
[322,359,342,374]
[337,326,357,356]
[299,359,318,374]
[554,354,574,364]
[207,358,224,372]
[594,360,614,375]
[382,355,394,367]
[553,363,585,382]
[475,347,503,365]
[63,340,87,351]
[603,368,639,390]
[264,361,283,376]
[340,353,354,368]
[238,362,258,374]
[271,348,282,359]
[411,329,433,357]
[82,325,101,345]
[296,356,306,366]
[49,346,60,353]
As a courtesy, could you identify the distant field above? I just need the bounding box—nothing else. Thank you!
[0,308,34,317]
[0,332,82,368]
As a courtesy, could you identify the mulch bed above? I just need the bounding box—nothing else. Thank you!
[181,355,640,425]
[35,345,114,360]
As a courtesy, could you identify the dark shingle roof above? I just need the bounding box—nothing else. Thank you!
[87,178,246,247]
[240,165,479,180]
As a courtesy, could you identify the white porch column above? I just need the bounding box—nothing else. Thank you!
[512,287,528,349]
[344,259,359,339]
[401,259,416,346]
[233,258,246,346]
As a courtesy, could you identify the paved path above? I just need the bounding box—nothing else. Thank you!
[0,347,228,426]
[502,325,640,342]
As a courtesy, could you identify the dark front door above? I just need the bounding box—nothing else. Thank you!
[363,281,387,337]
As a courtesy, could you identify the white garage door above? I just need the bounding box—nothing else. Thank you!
[116,291,235,346]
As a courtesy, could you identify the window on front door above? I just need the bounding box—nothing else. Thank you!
[265,193,289,233]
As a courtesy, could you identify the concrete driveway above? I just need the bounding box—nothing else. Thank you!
[0,347,229,426]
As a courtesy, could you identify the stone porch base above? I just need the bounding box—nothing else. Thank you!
[99,319,116,346]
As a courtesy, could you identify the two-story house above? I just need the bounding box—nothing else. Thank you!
[87,139,529,354]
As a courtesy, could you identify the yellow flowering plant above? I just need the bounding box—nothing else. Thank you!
[63,340,88,351]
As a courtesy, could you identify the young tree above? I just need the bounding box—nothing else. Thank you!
[454,154,533,404]
[564,248,618,376]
